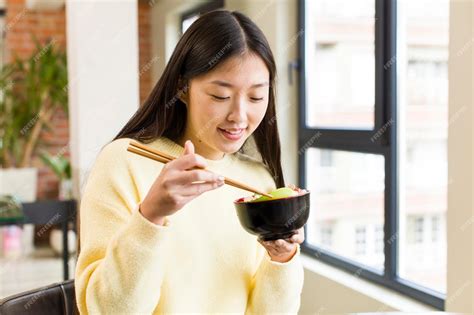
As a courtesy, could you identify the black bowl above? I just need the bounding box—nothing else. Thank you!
[233,191,310,241]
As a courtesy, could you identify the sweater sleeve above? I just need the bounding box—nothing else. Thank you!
[245,163,305,314]
[245,244,304,314]
[75,139,171,314]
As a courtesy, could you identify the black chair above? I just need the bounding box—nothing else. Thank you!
[0,280,78,315]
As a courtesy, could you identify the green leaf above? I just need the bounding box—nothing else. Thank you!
[1,38,69,167]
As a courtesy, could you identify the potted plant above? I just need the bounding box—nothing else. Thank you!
[0,38,68,201]
[39,151,72,200]
[0,39,68,256]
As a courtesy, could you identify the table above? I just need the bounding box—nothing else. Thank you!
[0,200,77,280]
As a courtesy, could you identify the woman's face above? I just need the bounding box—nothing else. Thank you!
[181,53,270,160]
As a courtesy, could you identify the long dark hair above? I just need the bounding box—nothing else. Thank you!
[113,10,285,187]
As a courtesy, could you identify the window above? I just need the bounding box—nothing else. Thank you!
[319,150,333,167]
[305,0,375,129]
[320,225,333,248]
[431,216,439,243]
[299,0,447,309]
[374,225,384,254]
[181,0,224,34]
[414,217,424,244]
[397,0,448,294]
[305,149,384,269]
[355,226,367,255]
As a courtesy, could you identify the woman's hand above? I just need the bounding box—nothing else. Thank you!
[140,140,225,225]
[258,227,305,263]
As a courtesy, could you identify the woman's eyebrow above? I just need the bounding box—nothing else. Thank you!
[209,80,269,88]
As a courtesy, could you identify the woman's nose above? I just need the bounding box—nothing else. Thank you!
[227,98,247,123]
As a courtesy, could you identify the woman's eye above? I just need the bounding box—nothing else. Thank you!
[210,94,263,102]
[211,95,230,101]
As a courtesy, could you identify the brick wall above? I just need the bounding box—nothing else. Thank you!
[138,0,153,106]
[4,0,152,199]
[5,0,68,200]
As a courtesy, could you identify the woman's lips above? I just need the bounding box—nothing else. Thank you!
[218,127,245,141]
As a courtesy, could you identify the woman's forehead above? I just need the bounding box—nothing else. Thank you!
[195,53,270,88]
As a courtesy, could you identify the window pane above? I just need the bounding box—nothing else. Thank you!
[305,0,375,129]
[305,149,385,270]
[398,0,449,293]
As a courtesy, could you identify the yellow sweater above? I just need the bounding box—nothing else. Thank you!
[75,137,304,314]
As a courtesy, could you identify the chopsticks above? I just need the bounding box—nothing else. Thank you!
[127,140,273,198]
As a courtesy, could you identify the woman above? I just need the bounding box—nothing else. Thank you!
[75,10,304,314]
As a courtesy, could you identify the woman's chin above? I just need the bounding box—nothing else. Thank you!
[215,138,246,154]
